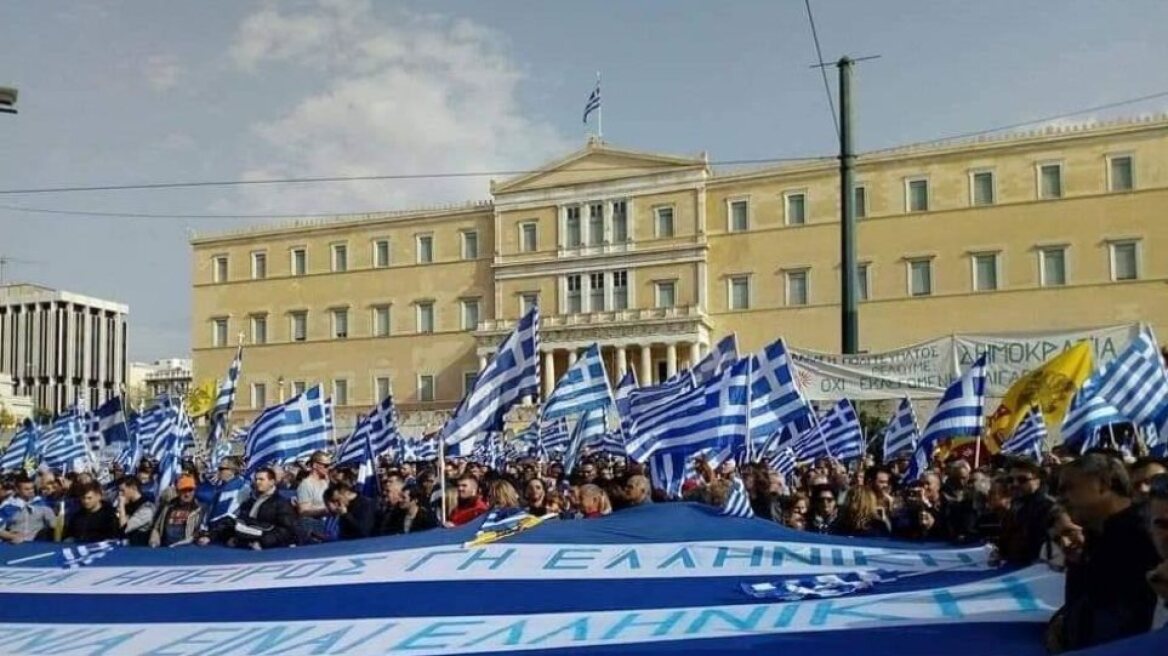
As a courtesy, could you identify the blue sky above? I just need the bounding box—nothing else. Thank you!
[2,0,1166,360]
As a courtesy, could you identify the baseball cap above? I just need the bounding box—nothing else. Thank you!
[176,475,197,492]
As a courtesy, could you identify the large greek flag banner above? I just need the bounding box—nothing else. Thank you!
[0,503,1062,655]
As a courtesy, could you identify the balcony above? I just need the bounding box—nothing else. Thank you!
[474,305,710,351]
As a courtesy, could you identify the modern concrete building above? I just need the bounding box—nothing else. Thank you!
[191,116,1168,429]
[0,284,129,414]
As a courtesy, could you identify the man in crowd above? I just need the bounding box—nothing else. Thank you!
[150,475,204,548]
[807,484,839,534]
[623,475,652,507]
[998,458,1055,565]
[199,468,296,549]
[1131,458,1168,506]
[1145,473,1168,631]
[66,481,120,542]
[297,451,333,530]
[447,474,488,526]
[115,476,156,546]
[1047,454,1160,652]
[203,456,251,532]
[324,481,377,540]
[0,474,55,543]
[379,480,438,535]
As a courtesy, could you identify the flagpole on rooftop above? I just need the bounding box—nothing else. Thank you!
[596,71,602,140]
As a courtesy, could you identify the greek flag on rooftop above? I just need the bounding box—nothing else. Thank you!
[626,357,750,463]
[442,306,539,447]
[693,334,739,384]
[1061,375,1122,452]
[1094,328,1168,435]
[1001,406,1046,461]
[722,476,755,518]
[564,407,607,474]
[541,343,612,421]
[1,420,38,472]
[905,354,988,481]
[582,80,600,124]
[39,412,88,471]
[244,384,331,475]
[750,338,815,445]
[882,397,920,461]
[336,394,400,466]
[793,399,864,463]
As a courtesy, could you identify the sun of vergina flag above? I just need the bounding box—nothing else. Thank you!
[904,354,988,481]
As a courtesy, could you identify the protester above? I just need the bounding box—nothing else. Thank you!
[378,481,438,535]
[578,484,611,518]
[997,459,1055,565]
[115,476,156,546]
[838,487,891,538]
[487,480,521,509]
[1143,474,1168,631]
[297,451,333,527]
[66,481,120,542]
[807,484,840,534]
[524,478,553,516]
[324,481,377,540]
[0,474,55,543]
[447,474,488,527]
[149,475,204,548]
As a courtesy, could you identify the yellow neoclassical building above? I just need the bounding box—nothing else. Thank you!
[191,116,1168,431]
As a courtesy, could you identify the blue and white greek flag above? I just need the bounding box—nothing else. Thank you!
[750,339,815,445]
[564,407,607,474]
[693,334,739,384]
[1061,376,1122,452]
[442,306,539,447]
[721,476,755,518]
[59,539,125,569]
[626,358,750,463]
[882,397,919,461]
[540,418,571,454]
[204,476,250,525]
[905,355,988,481]
[589,429,627,458]
[243,384,331,475]
[212,345,243,420]
[1,420,38,473]
[582,80,601,124]
[1095,328,1168,435]
[1146,423,1166,458]
[114,430,142,473]
[613,369,636,435]
[541,344,612,421]
[38,412,88,471]
[625,369,695,426]
[92,396,130,447]
[354,423,381,499]
[1001,406,1046,461]
[155,430,185,493]
[768,446,798,482]
[793,399,864,462]
[336,395,401,466]
[648,448,692,498]
[141,402,193,463]
[401,436,438,463]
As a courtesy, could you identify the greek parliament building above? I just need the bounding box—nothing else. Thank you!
[0,284,129,414]
[191,116,1168,432]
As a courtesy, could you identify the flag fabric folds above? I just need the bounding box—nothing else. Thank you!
[243,384,332,475]
[336,395,400,466]
[693,334,739,384]
[749,339,815,445]
[985,341,1092,452]
[38,412,88,471]
[882,397,920,461]
[1060,375,1122,452]
[441,306,539,447]
[582,79,601,124]
[905,355,988,481]
[541,344,612,421]
[563,407,606,474]
[1,420,38,473]
[768,446,798,483]
[1001,406,1047,461]
[1094,328,1168,436]
[721,476,755,518]
[539,418,571,455]
[793,399,864,463]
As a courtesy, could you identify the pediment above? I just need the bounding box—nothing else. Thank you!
[492,141,706,195]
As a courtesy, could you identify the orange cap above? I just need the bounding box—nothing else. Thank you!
[176,475,197,492]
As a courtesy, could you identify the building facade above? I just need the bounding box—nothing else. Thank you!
[191,117,1168,430]
[137,358,193,400]
[0,284,129,414]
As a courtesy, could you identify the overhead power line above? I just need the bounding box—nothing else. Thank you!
[803,0,839,139]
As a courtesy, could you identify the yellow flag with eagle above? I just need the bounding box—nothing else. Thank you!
[985,341,1093,453]
[185,380,218,418]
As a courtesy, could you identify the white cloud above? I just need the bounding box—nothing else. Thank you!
[228,0,569,214]
[143,54,182,91]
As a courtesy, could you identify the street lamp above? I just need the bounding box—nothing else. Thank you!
[0,86,17,114]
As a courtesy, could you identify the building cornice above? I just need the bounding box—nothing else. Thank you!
[493,244,708,280]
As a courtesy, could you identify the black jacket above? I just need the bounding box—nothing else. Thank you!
[67,503,120,543]
[378,503,439,536]
[998,491,1055,565]
[335,495,377,540]
[233,493,298,548]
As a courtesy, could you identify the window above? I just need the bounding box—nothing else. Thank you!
[331,308,349,339]
[908,259,933,296]
[655,281,677,309]
[728,199,749,231]
[972,253,999,292]
[785,270,809,306]
[971,170,995,206]
[416,302,435,333]
[907,178,929,212]
[612,271,629,310]
[333,380,349,407]
[212,318,228,347]
[291,248,307,276]
[566,274,583,313]
[418,375,435,403]
[1110,241,1139,281]
[853,185,867,219]
[729,276,750,310]
[290,311,308,342]
[612,201,629,243]
[520,222,538,252]
[1039,247,1067,287]
[251,252,267,280]
[784,192,807,226]
[416,235,433,264]
[374,240,390,268]
[588,203,604,245]
[1038,163,1063,199]
[331,244,348,272]
[1108,155,1134,192]
[375,377,391,401]
[212,256,228,283]
[372,305,391,337]
[251,383,267,409]
[250,314,268,345]
[461,299,480,331]
[463,371,478,396]
[655,206,675,238]
[565,207,582,247]
[589,273,605,311]
[461,231,479,260]
[521,293,539,315]
[857,263,870,301]
[291,381,307,396]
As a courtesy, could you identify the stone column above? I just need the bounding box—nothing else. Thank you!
[615,345,628,377]
[689,342,702,368]
[639,345,653,385]
[542,349,556,398]
[568,349,578,366]
[478,354,489,372]
[666,343,678,378]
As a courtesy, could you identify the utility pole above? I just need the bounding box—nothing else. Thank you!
[838,57,859,355]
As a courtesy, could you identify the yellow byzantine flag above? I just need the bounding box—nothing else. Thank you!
[185,380,218,418]
[985,341,1093,452]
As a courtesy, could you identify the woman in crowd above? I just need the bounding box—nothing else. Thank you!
[838,487,891,538]
[488,480,521,509]
[524,478,552,516]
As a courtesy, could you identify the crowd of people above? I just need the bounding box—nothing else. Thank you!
[1,442,1166,653]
